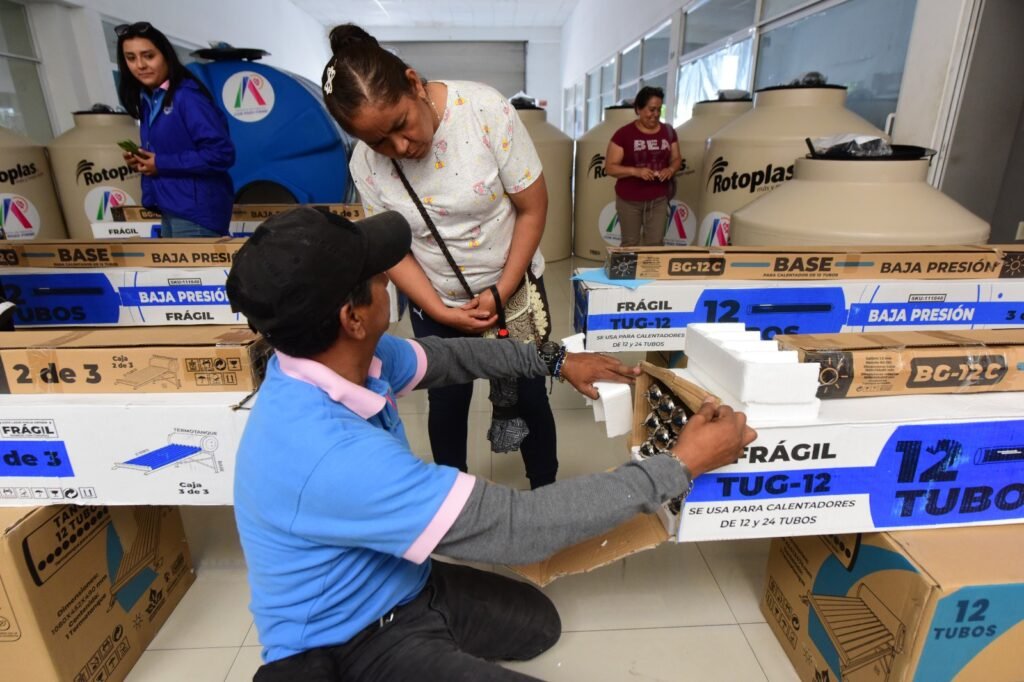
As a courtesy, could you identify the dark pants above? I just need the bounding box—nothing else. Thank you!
[254,561,561,681]
[409,283,558,488]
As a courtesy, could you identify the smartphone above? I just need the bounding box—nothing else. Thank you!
[117,139,142,156]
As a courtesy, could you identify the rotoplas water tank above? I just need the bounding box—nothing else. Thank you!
[573,105,641,260]
[0,126,67,240]
[730,153,990,246]
[47,109,142,240]
[672,99,751,246]
[696,85,885,246]
[514,106,573,261]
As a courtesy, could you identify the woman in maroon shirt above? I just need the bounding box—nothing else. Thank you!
[604,86,682,247]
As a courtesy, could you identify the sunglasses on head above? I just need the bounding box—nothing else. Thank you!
[114,22,153,38]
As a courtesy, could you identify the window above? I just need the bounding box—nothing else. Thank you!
[573,81,585,138]
[761,0,816,22]
[674,38,753,125]
[618,41,641,103]
[682,0,757,55]
[562,86,574,134]
[754,0,917,128]
[641,23,671,78]
[585,68,601,129]
[0,0,52,141]
[600,58,616,110]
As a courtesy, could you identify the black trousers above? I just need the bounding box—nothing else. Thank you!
[409,280,558,488]
[254,561,561,681]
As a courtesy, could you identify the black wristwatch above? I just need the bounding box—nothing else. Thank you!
[537,341,565,376]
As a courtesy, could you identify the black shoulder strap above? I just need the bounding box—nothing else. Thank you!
[391,160,475,300]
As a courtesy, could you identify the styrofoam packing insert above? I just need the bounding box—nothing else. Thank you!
[680,365,821,424]
[562,333,633,438]
[685,323,820,406]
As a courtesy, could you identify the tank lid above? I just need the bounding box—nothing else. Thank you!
[72,104,132,117]
[757,83,846,93]
[807,141,936,161]
[697,89,752,104]
[510,93,543,110]
[191,43,270,61]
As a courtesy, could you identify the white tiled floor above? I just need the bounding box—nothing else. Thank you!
[127,258,799,681]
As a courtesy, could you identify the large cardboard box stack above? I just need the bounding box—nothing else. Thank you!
[574,245,1024,352]
[761,526,1024,682]
[0,505,194,682]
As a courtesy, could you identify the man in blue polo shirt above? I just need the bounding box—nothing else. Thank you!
[226,207,755,681]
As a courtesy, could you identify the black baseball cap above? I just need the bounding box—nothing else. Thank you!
[226,207,411,342]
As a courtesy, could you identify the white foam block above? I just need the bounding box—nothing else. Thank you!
[562,333,632,438]
[681,365,820,424]
[684,325,820,404]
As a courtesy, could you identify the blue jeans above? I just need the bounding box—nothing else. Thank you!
[160,213,223,238]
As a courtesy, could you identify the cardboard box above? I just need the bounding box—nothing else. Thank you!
[0,391,251,505]
[110,202,364,223]
[1,267,241,327]
[652,366,1024,541]
[605,244,1024,281]
[0,504,194,682]
[777,329,1024,399]
[0,239,242,269]
[761,527,1024,682]
[94,203,365,239]
[0,326,270,395]
[573,270,1024,352]
[1,268,402,328]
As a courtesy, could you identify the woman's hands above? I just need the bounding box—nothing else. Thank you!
[123,150,158,176]
[442,300,497,334]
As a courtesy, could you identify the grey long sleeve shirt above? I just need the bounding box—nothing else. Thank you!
[410,336,691,565]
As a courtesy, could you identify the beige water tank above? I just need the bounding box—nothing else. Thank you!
[731,151,990,246]
[672,98,751,246]
[697,85,885,246]
[0,126,67,240]
[573,105,638,260]
[514,104,573,261]
[47,107,142,240]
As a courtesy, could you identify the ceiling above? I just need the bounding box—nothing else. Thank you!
[291,0,580,28]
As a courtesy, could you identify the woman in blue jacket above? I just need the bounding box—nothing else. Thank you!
[116,22,235,237]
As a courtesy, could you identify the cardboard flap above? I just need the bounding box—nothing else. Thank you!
[0,326,260,350]
[506,514,669,587]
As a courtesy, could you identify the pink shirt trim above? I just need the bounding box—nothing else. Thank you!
[397,340,428,397]
[276,352,385,420]
[403,471,476,564]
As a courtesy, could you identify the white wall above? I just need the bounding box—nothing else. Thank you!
[560,0,680,87]
[23,0,331,133]
[364,26,563,126]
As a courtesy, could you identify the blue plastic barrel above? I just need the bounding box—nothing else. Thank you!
[187,57,353,203]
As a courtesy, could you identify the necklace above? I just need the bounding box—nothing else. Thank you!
[425,83,441,124]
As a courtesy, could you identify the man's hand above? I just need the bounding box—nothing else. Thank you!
[671,399,757,478]
[633,167,657,181]
[656,168,675,182]
[559,352,640,399]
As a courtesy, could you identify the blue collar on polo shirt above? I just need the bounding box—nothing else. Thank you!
[141,80,170,127]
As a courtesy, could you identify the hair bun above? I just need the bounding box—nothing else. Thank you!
[329,24,378,54]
